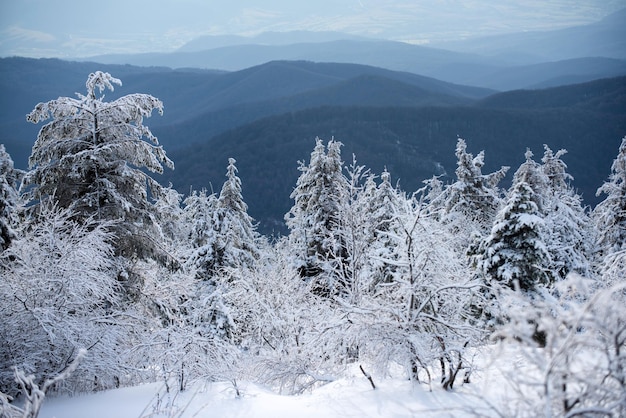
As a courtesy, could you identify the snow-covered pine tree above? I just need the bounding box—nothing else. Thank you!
[593,136,626,284]
[363,169,405,290]
[212,158,260,272]
[511,149,548,211]
[183,188,219,280]
[442,138,509,249]
[24,71,174,261]
[182,159,260,342]
[540,145,592,278]
[0,145,22,251]
[285,138,350,297]
[474,150,554,293]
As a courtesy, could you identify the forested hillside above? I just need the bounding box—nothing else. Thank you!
[166,97,626,234]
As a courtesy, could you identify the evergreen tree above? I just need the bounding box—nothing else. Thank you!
[285,138,350,296]
[442,138,509,249]
[184,159,259,281]
[179,159,261,343]
[0,145,22,251]
[24,71,174,261]
[593,136,626,283]
[540,145,592,278]
[183,188,219,280]
[541,145,571,191]
[213,158,259,272]
[474,151,553,293]
[594,136,626,255]
[511,149,548,211]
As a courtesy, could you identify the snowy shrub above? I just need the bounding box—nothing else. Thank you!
[208,241,339,394]
[0,203,126,395]
[494,275,626,417]
[339,204,485,390]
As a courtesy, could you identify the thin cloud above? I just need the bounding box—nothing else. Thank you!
[0,0,622,57]
[227,8,285,33]
[2,26,56,43]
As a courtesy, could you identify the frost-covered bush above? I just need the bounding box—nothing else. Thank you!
[0,203,126,395]
[494,275,626,417]
[204,240,338,394]
[336,202,485,390]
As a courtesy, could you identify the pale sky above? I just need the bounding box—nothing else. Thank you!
[1,0,624,58]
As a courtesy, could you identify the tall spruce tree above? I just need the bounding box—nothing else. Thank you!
[0,145,22,251]
[213,158,259,272]
[593,136,626,283]
[443,138,509,249]
[24,71,173,261]
[285,138,349,296]
[540,145,592,278]
[184,159,259,281]
[474,151,553,293]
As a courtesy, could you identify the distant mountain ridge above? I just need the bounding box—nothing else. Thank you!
[177,31,373,52]
[86,40,626,91]
[477,76,626,112]
[81,9,626,91]
[0,58,493,167]
[433,8,626,62]
[435,57,626,91]
[1,57,623,234]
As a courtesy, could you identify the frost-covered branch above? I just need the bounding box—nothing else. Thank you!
[14,348,86,418]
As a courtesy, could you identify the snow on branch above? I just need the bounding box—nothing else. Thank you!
[14,348,86,418]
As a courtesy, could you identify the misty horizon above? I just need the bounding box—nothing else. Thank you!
[1,0,624,59]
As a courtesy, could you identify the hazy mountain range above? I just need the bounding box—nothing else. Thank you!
[82,8,626,91]
[434,8,626,62]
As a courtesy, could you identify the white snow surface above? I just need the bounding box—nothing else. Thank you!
[37,351,515,418]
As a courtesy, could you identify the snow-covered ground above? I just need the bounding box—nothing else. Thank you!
[38,379,489,418]
[38,348,518,418]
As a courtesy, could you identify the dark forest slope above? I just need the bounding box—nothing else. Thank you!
[166,101,625,234]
